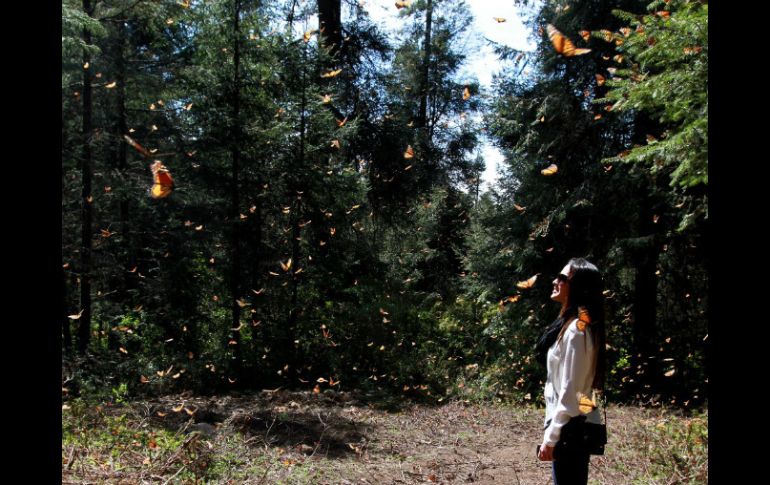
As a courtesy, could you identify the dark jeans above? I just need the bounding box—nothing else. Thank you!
[551,451,590,485]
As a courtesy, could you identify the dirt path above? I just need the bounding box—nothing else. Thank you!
[62,390,706,484]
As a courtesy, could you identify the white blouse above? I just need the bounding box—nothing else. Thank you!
[542,318,601,447]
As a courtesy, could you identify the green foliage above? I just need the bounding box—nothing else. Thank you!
[63,400,185,452]
[62,1,105,60]
[597,0,708,189]
[111,382,129,404]
[62,0,707,411]
[479,0,707,407]
[615,410,708,484]
[646,411,708,482]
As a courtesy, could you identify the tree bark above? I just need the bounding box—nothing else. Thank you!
[418,0,433,131]
[317,0,341,60]
[62,68,72,354]
[111,19,130,352]
[78,0,95,355]
[249,196,263,357]
[286,44,309,373]
[316,0,346,125]
[229,0,243,375]
[417,0,434,186]
[630,113,662,397]
[62,264,72,352]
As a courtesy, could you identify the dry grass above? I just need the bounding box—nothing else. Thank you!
[62,390,707,484]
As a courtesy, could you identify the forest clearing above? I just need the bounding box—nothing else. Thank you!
[62,390,707,484]
[62,0,707,483]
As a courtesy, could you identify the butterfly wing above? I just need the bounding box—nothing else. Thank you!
[577,393,597,414]
[596,74,606,86]
[546,24,566,54]
[570,48,592,56]
[151,184,171,198]
[150,162,174,198]
[541,163,559,176]
[547,24,591,57]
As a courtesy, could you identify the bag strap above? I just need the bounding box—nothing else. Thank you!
[602,393,608,427]
[598,314,610,427]
[593,389,608,426]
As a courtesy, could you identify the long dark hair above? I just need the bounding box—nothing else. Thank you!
[558,258,607,391]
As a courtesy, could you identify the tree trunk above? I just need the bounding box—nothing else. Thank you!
[62,73,72,354]
[317,0,341,60]
[630,113,662,398]
[631,201,659,398]
[249,196,263,357]
[283,44,310,375]
[229,0,243,376]
[418,0,433,131]
[78,0,95,355]
[62,264,72,352]
[316,0,346,125]
[417,0,434,186]
[287,198,302,373]
[288,0,299,24]
[116,19,131,279]
[111,19,130,352]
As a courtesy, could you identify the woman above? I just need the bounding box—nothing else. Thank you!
[536,258,606,485]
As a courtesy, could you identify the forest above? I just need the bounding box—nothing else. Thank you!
[62,0,708,483]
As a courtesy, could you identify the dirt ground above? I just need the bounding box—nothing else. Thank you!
[62,389,706,484]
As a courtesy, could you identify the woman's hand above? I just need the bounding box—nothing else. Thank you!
[538,444,554,461]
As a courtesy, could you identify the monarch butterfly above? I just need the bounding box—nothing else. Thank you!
[577,306,592,331]
[541,163,559,176]
[595,73,606,86]
[516,274,538,289]
[546,24,591,57]
[150,160,173,198]
[577,392,597,414]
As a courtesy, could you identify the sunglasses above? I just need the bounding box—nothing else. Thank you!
[555,273,570,283]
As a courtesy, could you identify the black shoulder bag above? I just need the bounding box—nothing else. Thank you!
[554,397,608,460]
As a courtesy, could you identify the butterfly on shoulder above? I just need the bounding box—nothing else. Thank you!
[576,306,592,331]
[150,160,174,199]
[546,24,591,57]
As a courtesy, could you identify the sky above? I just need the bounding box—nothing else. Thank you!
[361,1,538,191]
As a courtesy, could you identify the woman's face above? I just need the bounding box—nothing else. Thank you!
[551,263,571,305]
